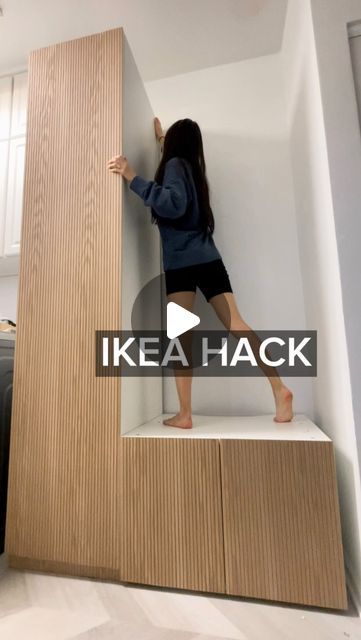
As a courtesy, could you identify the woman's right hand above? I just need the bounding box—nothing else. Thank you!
[154,117,164,142]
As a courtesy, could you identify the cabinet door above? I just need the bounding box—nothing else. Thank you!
[0,77,12,258]
[0,76,12,139]
[220,439,347,610]
[0,141,9,255]
[11,72,27,137]
[119,437,225,594]
[4,137,25,256]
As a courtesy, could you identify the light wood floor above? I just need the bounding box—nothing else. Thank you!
[0,558,359,639]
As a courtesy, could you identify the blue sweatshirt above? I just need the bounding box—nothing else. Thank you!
[128,156,221,271]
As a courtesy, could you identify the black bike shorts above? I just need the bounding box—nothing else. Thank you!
[164,258,233,302]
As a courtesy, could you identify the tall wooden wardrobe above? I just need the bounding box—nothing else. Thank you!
[5,26,161,579]
[5,27,348,611]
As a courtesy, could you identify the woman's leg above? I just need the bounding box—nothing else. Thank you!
[209,292,293,422]
[163,291,196,429]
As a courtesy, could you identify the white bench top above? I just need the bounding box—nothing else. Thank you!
[123,413,331,441]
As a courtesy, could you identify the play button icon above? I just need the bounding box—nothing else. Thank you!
[167,302,200,339]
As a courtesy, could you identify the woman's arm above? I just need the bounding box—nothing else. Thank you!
[158,135,164,155]
[154,116,165,155]
[107,118,189,219]
[129,157,189,220]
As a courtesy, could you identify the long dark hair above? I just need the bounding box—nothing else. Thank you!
[151,118,215,235]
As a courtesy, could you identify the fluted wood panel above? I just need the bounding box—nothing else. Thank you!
[119,438,225,593]
[5,28,123,570]
[220,440,347,609]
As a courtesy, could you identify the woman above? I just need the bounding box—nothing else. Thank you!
[107,117,293,428]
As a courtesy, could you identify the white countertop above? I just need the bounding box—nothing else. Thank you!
[123,413,331,441]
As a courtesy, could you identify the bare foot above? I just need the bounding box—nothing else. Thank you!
[273,385,293,423]
[163,413,193,429]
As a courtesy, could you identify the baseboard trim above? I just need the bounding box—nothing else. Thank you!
[7,554,119,582]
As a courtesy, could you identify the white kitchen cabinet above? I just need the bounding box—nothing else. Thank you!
[0,77,12,139]
[11,73,27,137]
[3,137,26,256]
[0,71,27,271]
[0,141,9,256]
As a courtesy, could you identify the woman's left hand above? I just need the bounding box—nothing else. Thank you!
[107,155,136,182]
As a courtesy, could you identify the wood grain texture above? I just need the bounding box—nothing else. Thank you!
[5,28,124,570]
[220,439,348,609]
[119,437,225,593]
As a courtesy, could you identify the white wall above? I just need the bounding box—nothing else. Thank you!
[311,0,361,611]
[282,0,361,612]
[145,53,313,417]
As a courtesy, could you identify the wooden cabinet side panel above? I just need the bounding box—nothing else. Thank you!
[220,439,347,609]
[120,31,162,434]
[5,28,123,571]
[119,437,225,594]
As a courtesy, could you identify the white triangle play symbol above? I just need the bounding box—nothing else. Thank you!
[167,302,200,339]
